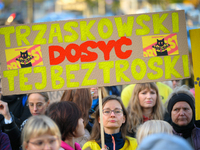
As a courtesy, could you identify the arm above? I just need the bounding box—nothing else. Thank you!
[3,114,21,150]
[0,100,21,149]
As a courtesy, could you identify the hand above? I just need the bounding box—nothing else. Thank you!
[101,145,108,150]
[0,100,11,120]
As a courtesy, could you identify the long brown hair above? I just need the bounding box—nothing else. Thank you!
[127,83,165,132]
[61,88,92,127]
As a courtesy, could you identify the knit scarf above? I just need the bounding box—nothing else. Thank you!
[172,120,194,139]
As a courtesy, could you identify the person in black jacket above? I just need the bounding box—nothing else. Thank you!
[0,100,21,150]
[0,92,50,150]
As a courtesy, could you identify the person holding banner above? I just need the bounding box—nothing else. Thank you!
[88,87,108,132]
[21,115,61,150]
[82,95,138,150]
[127,82,165,138]
[46,101,84,150]
[167,85,200,149]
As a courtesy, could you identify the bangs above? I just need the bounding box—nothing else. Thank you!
[24,116,60,141]
[30,122,57,138]
[137,83,157,92]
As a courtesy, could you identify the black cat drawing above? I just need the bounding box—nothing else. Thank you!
[16,51,34,68]
[152,38,170,56]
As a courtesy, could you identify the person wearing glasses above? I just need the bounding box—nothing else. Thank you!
[20,92,50,129]
[82,95,138,150]
[22,115,61,150]
[0,92,50,149]
[46,101,85,150]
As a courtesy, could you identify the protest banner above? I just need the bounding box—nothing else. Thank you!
[190,28,200,120]
[0,10,190,95]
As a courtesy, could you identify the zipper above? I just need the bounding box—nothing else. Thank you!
[111,135,115,150]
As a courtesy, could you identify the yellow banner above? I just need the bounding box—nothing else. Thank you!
[190,28,200,120]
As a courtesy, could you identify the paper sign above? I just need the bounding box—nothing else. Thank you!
[190,28,200,120]
[142,33,179,57]
[0,10,190,95]
[5,45,43,70]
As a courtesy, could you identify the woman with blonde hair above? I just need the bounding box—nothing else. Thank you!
[22,115,61,150]
[136,120,173,144]
[127,82,165,137]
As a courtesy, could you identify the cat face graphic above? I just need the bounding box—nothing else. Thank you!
[20,51,28,59]
[157,38,164,46]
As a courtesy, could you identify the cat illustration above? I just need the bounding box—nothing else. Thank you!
[157,39,164,46]
[16,51,34,68]
[152,38,170,56]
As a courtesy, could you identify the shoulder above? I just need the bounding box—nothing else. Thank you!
[122,136,138,150]
[0,131,12,150]
[193,127,200,134]
[20,118,29,131]
[0,131,9,140]
[75,142,82,150]
[126,136,137,143]
[82,140,100,150]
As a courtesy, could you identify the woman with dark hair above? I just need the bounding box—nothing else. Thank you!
[60,89,92,146]
[46,101,85,150]
[82,95,137,150]
[166,85,200,149]
[127,82,165,137]
[61,88,92,128]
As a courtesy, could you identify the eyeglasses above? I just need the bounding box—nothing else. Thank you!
[28,102,45,109]
[28,138,58,149]
[102,108,123,116]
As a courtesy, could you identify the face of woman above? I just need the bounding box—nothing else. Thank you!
[171,101,193,126]
[74,118,85,137]
[138,88,157,109]
[25,134,60,150]
[100,100,125,134]
[28,93,49,116]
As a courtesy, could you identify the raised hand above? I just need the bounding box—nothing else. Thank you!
[0,100,11,120]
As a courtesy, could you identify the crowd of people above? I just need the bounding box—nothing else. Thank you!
[0,78,199,150]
